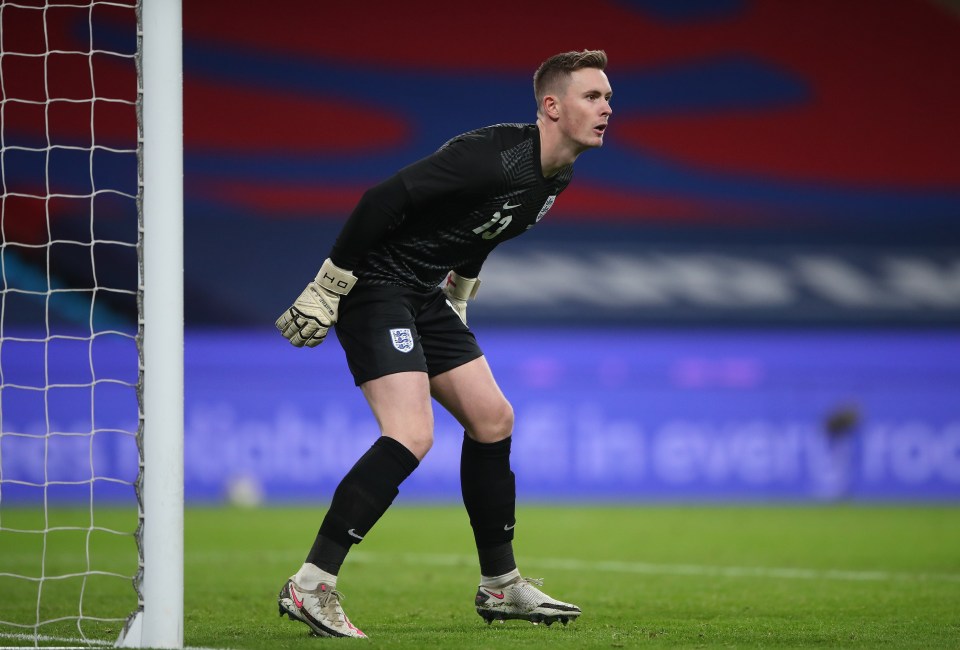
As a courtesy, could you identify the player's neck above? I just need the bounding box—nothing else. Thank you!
[537,118,578,178]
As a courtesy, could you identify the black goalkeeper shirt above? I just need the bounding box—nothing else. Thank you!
[330,123,574,290]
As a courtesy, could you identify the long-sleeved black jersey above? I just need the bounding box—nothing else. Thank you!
[330,123,574,290]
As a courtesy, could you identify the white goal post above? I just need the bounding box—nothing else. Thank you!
[120,0,184,647]
[0,0,183,648]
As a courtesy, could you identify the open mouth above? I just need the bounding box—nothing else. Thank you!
[593,123,607,135]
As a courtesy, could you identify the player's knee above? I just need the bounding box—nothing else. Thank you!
[390,429,433,460]
[499,400,515,438]
[471,398,514,443]
[383,429,433,460]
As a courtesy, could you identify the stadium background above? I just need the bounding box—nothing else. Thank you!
[3,0,959,503]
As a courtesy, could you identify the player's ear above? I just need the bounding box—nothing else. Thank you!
[542,94,560,121]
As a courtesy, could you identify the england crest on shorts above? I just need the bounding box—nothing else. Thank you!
[390,328,414,353]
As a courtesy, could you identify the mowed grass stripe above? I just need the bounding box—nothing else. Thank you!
[176,548,960,584]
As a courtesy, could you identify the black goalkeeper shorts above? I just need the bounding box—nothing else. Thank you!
[333,283,484,386]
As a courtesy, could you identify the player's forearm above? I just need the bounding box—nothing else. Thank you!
[453,259,484,280]
[329,174,411,270]
[453,245,489,280]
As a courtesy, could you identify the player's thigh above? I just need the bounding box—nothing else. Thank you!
[430,356,513,443]
[361,371,434,460]
[335,285,430,385]
[415,288,484,378]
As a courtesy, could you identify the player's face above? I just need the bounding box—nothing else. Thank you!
[558,68,613,151]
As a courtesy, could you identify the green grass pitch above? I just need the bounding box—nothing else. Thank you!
[1,504,959,648]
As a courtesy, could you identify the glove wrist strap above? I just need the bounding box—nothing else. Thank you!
[316,258,357,296]
[445,271,480,301]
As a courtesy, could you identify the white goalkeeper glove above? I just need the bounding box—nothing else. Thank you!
[442,271,480,326]
[275,258,357,348]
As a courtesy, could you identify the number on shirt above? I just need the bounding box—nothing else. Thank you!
[472,212,513,240]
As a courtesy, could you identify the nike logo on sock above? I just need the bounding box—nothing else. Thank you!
[503,522,516,531]
[347,528,364,541]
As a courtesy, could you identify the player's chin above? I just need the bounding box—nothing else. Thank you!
[576,132,605,151]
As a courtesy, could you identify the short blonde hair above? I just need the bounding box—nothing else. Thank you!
[533,49,608,114]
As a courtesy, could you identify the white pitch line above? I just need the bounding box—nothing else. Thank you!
[347,551,960,584]
[0,632,229,650]
[0,631,112,647]
[181,548,960,584]
[15,547,951,586]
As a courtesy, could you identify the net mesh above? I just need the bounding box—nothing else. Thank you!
[0,0,142,646]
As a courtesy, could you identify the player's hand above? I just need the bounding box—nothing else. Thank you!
[442,271,480,326]
[276,258,357,347]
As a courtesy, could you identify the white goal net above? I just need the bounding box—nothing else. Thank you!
[0,0,145,646]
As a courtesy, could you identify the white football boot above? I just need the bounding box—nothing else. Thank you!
[475,577,581,626]
[278,577,367,638]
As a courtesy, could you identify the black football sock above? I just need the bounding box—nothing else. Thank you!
[304,535,349,576]
[310,436,419,575]
[477,542,517,581]
[460,433,518,577]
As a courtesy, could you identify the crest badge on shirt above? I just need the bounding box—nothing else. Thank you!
[536,195,556,223]
[390,328,414,353]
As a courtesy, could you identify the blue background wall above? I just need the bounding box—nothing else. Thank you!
[2,329,959,502]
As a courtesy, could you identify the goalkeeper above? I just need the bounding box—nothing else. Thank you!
[275,49,612,638]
